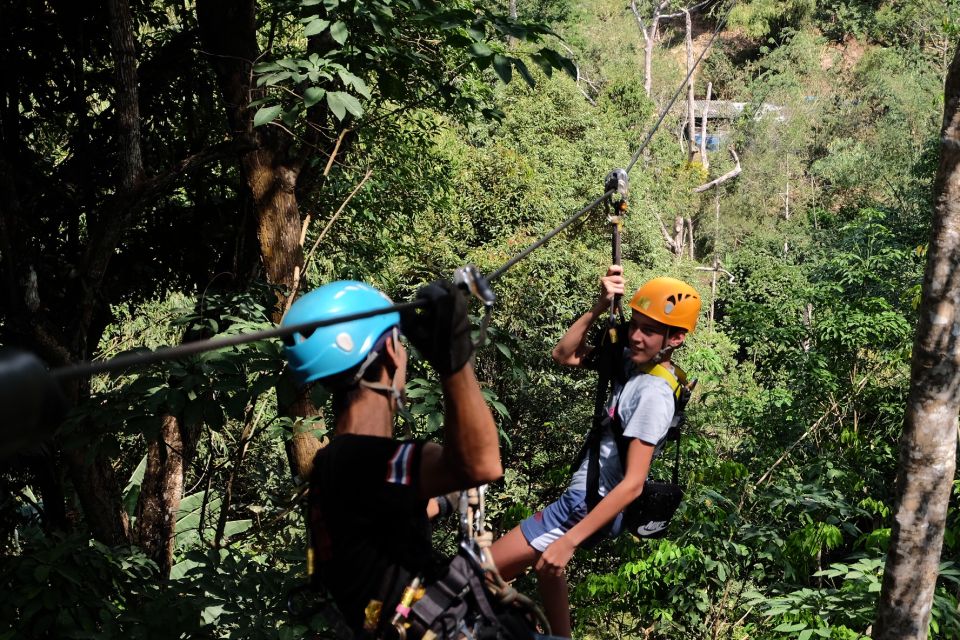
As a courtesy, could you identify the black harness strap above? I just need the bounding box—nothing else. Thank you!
[575,344,692,515]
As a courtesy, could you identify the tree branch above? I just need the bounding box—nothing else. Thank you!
[693,147,741,192]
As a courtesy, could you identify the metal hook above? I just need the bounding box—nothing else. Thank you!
[454,265,496,348]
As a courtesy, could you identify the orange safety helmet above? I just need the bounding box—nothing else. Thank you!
[628,277,701,333]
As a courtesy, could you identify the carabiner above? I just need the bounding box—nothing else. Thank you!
[453,265,495,347]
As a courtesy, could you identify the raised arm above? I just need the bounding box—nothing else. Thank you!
[552,265,625,367]
[401,281,503,499]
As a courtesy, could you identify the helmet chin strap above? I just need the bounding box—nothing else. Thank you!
[358,378,404,410]
[353,327,414,427]
[652,328,674,364]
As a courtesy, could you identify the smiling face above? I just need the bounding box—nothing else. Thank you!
[627,311,687,364]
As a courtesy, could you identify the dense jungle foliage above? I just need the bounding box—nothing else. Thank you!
[2,0,960,638]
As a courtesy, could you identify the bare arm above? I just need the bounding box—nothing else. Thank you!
[552,265,625,367]
[418,364,502,498]
[535,439,655,575]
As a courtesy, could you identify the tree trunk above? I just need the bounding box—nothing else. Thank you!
[873,45,960,640]
[55,0,147,548]
[197,0,321,482]
[106,0,143,192]
[673,215,684,257]
[630,1,662,98]
[135,415,185,577]
[685,9,697,163]
[64,447,131,545]
[701,82,712,170]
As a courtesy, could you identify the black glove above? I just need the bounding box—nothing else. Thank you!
[0,348,67,457]
[400,280,473,376]
[435,491,460,518]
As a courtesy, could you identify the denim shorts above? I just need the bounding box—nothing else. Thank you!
[519,488,624,552]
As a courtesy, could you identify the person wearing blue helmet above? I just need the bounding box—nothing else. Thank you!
[284,279,518,639]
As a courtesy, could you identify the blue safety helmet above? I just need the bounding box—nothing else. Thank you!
[281,281,400,386]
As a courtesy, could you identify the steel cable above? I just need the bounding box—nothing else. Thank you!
[47,1,735,381]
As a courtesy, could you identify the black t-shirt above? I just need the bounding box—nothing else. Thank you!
[309,434,445,631]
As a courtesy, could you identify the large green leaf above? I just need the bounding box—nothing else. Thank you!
[122,454,147,517]
[330,21,349,44]
[304,18,330,36]
[253,104,282,127]
[326,91,363,120]
[304,86,326,108]
[492,54,512,84]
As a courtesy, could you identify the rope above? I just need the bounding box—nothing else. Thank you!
[50,299,427,382]
[624,1,732,175]
[46,2,734,382]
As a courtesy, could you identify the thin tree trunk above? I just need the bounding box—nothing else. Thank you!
[710,255,718,330]
[673,215,684,257]
[630,1,663,98]
[58,0,148,547]
[701,82,712,170]
[135,415,185,576]
[106,0,143,192]
[693,147,742,193]
[873,45,960,640]
[685,9,696,163]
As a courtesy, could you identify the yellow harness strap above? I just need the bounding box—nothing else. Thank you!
[636,362,688,400]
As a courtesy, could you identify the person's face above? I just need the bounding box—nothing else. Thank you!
[627,312,671,364]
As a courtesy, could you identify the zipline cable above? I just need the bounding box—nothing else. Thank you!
[44,1,735,383]
[624,1,733,175]
[50,300,428,382]
[487,190,613,282]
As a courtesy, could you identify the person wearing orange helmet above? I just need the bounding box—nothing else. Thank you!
[490,265,700,637]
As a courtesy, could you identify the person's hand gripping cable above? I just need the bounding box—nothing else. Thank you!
[400,280,474,377]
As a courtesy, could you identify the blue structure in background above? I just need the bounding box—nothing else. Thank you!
[693,132,723,151]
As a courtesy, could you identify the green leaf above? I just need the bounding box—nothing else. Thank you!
[253,104,282,127]
[252,62,281,73]
[304,87,326,108]
[493,54,512,84]
[330,21,349,44]
[773,622,808,632]
[469,42,493,57]
[326,91,363,120]
[223,519,253,537]
[530,53,553,78]
[302,0,323,4]
[201,604,226,626]
[513,58,535,88]
[122,454,148,517]
[304,18,330,37]
[338,70,371,98]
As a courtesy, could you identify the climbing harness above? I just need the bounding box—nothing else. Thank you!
[374,486,549,639]
[303,483,549,639]
[575,351,696,539]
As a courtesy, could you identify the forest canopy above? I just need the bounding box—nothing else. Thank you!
[2,0,959,638]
